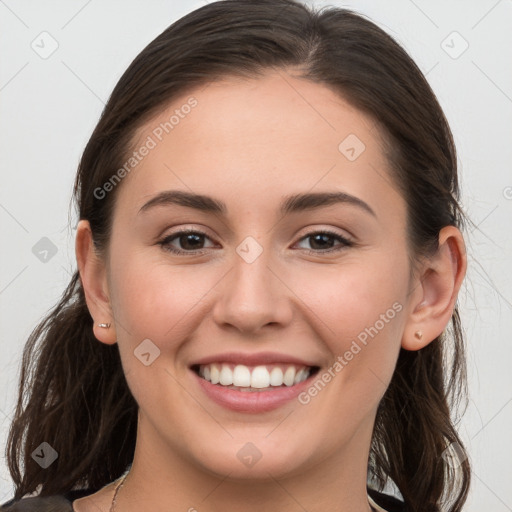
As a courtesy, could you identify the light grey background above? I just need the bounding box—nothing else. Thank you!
[1,1,511,510]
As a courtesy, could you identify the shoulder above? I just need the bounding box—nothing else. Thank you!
[1,487,405,512]
[368,487,406,512]
[0,489,94,512]
[0,495,72,512]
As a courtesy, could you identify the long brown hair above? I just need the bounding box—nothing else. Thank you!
[5,1,471,510]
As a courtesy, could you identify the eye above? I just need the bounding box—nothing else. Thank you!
[158,229,215,255]
[294,230,353,254]
[158,228,353,256]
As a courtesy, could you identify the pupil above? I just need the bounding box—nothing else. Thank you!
[181,233,203,250]
[177,233,334,251]
[310,234,333,250]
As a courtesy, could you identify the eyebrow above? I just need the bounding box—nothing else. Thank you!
[138,190,376,218]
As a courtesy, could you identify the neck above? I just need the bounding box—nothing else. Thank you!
[114,414,376,512]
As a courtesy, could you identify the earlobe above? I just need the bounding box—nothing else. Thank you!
[75,220,117,345]
[402,226,467,351]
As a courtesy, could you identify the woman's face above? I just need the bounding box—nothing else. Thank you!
[100,69,415,478]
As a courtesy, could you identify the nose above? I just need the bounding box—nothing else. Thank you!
[212,244,293,335]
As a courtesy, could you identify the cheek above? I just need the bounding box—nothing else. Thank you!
[297,254,407,337]
[109,255,219,347]
[107,254,221,413]
[108,235,409,411]
[290,254,408,391]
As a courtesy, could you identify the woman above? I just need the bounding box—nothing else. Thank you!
[2,0,471,511]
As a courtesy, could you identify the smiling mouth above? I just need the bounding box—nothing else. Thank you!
[191,363,320,392]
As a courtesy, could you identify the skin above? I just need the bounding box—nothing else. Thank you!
[74,69,466,512]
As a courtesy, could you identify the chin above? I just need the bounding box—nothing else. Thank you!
[190,436,316,480]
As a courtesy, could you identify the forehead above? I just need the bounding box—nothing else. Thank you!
[114,69,404,222]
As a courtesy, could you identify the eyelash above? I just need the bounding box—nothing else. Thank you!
[158,228,354,256]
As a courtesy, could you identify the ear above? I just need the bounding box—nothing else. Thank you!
[75,220,117,345]
[402,225,467,351]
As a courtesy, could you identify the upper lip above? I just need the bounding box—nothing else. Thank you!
[189,351,319,368]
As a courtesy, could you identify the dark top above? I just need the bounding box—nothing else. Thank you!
[0,486,405,511]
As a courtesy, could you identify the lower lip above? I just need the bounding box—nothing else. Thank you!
[191,369,317,413]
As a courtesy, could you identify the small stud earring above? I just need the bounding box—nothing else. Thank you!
[98,323,111,329]
[414,330,423,340]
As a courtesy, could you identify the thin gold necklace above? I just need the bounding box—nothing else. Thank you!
[109,472,128,512]
[108,472,378,512]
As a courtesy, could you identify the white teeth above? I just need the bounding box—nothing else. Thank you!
[294,368,307,384]
[197,363,311,390]
[283,366,296,386]
[219,364,233,385]
[210,364,220,384]
[233,365,251,387]
[251,366,270,388]
[269,367,283,386]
